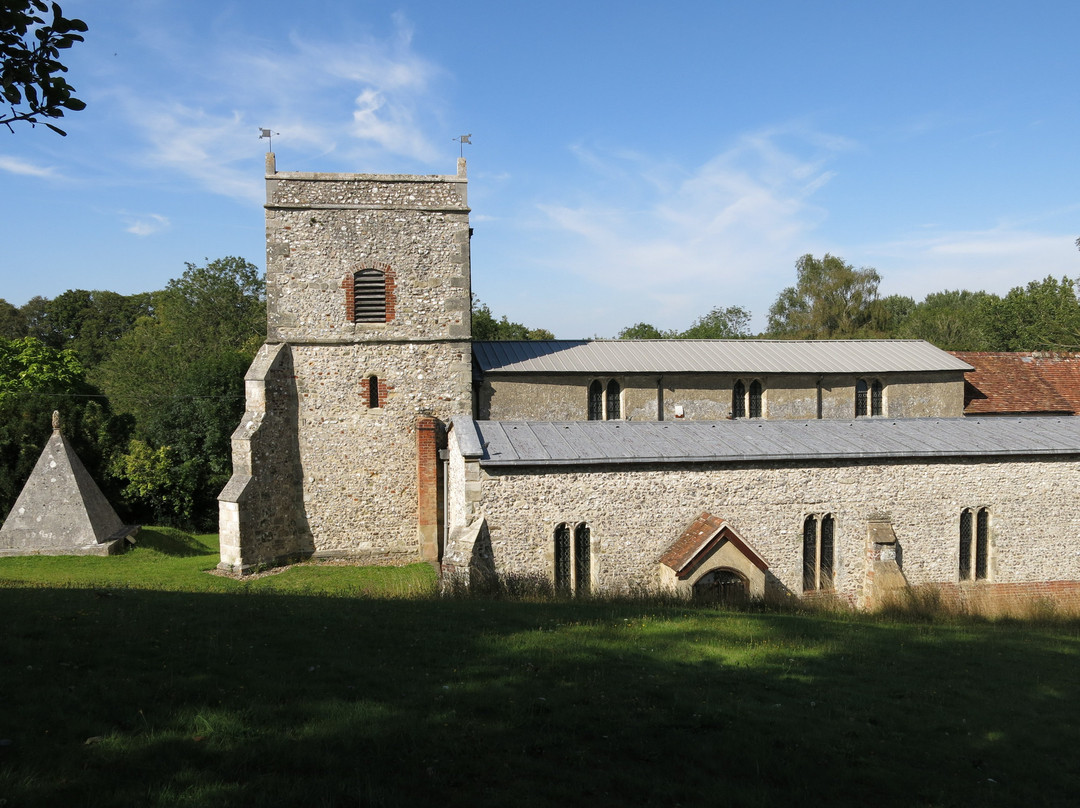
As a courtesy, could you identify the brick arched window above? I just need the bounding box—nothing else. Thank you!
[368,374,380,408]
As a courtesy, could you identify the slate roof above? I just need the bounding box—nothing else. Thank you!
[951,352,1080,415]
[452,415,1080,467]
[474,340,973,375]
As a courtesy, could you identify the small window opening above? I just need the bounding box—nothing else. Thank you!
[961,507,990,581]
[855,379,868,417]
[732,380,746,419]
[588,381,603,421]
[368,375,380,408]
[871,380,883,416]
[555,522,591,595]
[803,513,835,592]
[606,380,621,420]
[749,380,763,418]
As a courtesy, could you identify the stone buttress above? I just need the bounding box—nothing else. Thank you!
[219,155,472,572]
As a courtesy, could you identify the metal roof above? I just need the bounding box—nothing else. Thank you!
[473,340,973,375]
[452,415,1080,467]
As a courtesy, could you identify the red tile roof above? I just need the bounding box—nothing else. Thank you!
[659,511,768,578]
[951,352,1080,415]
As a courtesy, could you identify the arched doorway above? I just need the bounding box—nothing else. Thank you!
[693,568,749,605]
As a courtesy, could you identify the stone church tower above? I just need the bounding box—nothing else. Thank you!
[218,155,473,572]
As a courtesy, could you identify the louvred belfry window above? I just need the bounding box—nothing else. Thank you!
[352,269,387,322]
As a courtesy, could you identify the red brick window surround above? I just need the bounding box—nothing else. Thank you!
[343,265,396,323]
[360,375,389,409]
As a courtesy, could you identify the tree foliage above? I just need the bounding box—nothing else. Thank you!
[767,254,884,339]
[19,289,153,365]
[617,322,674,339]
[93,257,265,528]
[895,290,998,351]
[680,305,752,339]
[472,298,554,340]
[1,0,87,135]
[979,276,1080,352]
[0,336,129,520]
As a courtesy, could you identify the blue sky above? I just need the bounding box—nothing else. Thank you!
[3,0,1079,338]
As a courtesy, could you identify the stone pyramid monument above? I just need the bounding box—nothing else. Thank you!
[0,411,138,556]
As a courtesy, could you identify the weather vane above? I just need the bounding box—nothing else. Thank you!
[259,128,279,151]
[455,133,472,157]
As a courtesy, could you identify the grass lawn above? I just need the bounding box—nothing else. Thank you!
[1,529,1079,806]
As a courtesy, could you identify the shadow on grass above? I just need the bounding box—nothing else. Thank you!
[136,527,213,558]
[1,588,1078,807]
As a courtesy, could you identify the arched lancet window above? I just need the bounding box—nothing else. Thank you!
[803,513,835,592]
[368,375,380,408]
[606,380,621,420]
[554,523,571,593]
[574,523,591,595]
[732,380,746,419]
[352,269,387,323]
[960,507,990,581]
[855,379,869,417]
[748,380,763,419]
[588,381,603,421]
[870,380,883,416]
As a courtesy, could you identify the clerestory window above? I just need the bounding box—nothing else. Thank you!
[856,379,884,417]
[588,379,622,420]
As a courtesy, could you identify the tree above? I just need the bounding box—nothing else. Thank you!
[767,253,885,339]
[1,1,87,135]
[680,305,752,339]
[94,257,266,528]
[980,276,1080,351]
[19,289,153,366]
[617,322,673,339]
[896,290,997,350]
[472,298,554,340]
[0,336,129,520]
[0,298,26,338]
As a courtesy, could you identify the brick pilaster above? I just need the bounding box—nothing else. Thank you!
[417,417,440,561]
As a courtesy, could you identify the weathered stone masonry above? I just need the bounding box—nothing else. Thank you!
[446,423,1080,606]
[219,156,472,571]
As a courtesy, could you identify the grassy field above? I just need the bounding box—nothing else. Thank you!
[2,529,1079,807]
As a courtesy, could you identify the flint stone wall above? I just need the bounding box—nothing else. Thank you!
[265,165,471,344]
[447,437,1080,603]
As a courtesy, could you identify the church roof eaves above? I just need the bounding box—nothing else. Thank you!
[474,339,973,375]
[466,416,1080,467]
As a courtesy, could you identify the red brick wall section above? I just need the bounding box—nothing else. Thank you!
[932,580,1080,611]
[416,417,439,561]
[341,264,396,323]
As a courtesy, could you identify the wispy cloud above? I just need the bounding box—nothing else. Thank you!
[0,155,58,178]
[124,213,170,237]
[530,125,851,331]
[107,11,444,200]
[863,228,1080,300]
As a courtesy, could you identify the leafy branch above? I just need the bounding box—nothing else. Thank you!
[1,1,87,135]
